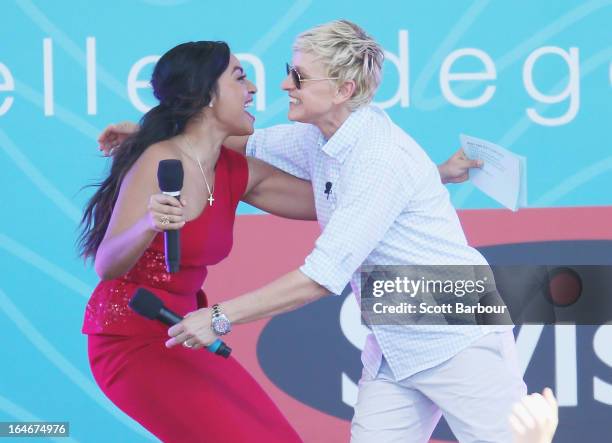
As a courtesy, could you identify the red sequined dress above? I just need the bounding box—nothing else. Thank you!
[82,147,301,443]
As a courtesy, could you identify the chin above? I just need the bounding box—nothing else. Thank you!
[287,108,307,123]
[235,124,254,136]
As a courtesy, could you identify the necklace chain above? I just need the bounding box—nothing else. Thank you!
[182,136,215,206]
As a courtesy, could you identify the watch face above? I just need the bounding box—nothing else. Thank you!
[213,316,231,335]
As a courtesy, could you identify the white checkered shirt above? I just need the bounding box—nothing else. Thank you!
[247,105,510,380]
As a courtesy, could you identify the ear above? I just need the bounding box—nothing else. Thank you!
[204,92,218,115]
[208,91,218,108]
[333,80,356,105]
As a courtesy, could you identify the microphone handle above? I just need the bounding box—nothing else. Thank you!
[158,307,231,358]
[162,192,181,273]
[164,230,180,273]
[158,307,183,326]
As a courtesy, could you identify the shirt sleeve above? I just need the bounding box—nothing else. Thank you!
[246,124,312,180]
[300,156,412,294]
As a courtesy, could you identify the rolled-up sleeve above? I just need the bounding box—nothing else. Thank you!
[300,157,411,294]
[246,124,314,180]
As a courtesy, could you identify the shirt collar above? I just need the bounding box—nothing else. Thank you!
[320,105,371,163]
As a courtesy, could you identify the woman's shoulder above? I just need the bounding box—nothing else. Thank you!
[119,140,182,190]
[130,140,181,173]
[140,140,181,163]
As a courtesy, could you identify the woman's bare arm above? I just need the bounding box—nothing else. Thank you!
[242,157,317,220]
[94,146,186,280]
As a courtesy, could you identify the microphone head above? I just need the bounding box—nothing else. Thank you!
[129,288,163,320]
[157,159,184,193]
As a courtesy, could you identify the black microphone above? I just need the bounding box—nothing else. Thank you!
[157,160,184,273]
[129,288,231,358]
[324,181,333,199]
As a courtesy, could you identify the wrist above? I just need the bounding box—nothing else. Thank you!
[142,212,161,234]
[438,163,449,184]
[210,303,232,336]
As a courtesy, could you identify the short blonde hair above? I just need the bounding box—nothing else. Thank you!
[293,20,384,110]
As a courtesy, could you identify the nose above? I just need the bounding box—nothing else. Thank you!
[247,79,257,94]
[281,73,294,91]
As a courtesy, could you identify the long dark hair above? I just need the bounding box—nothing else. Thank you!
[78,41,230,259]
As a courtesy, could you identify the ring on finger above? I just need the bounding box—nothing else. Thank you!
[183,341,194,348]
[160,215,170,225]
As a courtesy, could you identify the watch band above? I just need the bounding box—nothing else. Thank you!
[212,303,223,317]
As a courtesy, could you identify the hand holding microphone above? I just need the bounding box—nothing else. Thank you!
[147,193,186,232]
[155,159,185,273]
[129,288,232,358]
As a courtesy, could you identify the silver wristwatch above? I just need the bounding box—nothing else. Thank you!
[211,304,232,336]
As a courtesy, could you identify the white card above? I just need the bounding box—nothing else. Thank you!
[460,134,528,211]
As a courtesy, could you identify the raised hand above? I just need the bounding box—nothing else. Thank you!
[98,121,139,156]
[438,147,483,184]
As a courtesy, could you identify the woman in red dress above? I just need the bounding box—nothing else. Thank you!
[78,41,312,442]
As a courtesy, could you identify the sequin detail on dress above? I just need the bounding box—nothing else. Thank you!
[84,280,132,330]
[84,250,177,331]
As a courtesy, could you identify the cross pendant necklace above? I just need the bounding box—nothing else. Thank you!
[184,137,215,207]
[196,157,214,206]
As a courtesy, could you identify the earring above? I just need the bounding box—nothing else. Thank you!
[208,100,214,108]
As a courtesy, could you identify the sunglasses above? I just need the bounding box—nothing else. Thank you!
[285,63,339,89]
